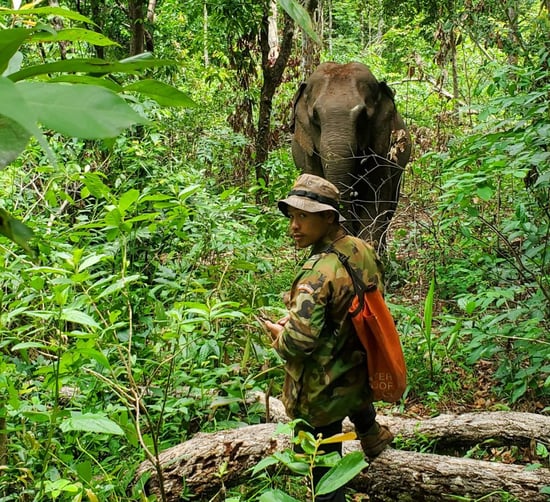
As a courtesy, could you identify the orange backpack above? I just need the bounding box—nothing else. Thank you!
[331,248,407,403]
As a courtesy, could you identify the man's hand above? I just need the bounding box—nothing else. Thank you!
[260,315,289,346]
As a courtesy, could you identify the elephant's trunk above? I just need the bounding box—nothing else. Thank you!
[318,103,367,169]
[318,128,361,231]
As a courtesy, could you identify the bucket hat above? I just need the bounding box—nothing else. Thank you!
[278,174,345,222]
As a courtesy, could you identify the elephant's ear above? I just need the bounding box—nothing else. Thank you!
[379,81,396,103]
[290,82,307,133]
[371,82,397,156]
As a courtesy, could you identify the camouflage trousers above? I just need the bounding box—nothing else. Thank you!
[294,403,377,501]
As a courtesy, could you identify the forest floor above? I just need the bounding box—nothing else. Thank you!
[374,191,549,476]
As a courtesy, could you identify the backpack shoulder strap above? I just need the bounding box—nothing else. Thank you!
[326,245,375,313]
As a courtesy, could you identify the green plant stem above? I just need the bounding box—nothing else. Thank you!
[36,315,64,501]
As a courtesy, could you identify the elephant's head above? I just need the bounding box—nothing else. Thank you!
[291,61,412,249]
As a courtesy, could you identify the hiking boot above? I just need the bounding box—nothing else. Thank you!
[358,422,394,458]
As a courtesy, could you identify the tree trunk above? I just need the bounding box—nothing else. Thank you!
[254,7,295,191]
[145,0,156,52]
[134,394,550,501]
[353,447,550,501]
[128,0,146,56]
[88,0,105,58]
[299,0,321,76]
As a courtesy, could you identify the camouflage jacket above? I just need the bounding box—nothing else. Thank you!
[274,234,384,427]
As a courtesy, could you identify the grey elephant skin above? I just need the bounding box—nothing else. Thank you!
[291,61,412,248]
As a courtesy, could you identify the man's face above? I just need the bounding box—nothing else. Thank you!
[287,207,333,249]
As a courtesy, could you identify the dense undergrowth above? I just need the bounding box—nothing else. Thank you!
[1,3,549,501]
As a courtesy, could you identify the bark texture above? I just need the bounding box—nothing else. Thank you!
[134,394,550,501]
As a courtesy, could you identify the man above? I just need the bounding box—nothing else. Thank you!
[263,174,393,502]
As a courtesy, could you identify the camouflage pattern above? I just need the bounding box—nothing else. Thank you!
[274,233,384,427]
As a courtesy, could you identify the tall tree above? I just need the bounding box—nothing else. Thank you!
[254,4,295,188]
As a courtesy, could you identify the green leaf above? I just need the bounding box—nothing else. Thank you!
[11,341,49,351]
[0,77,55,166]
[123,79,196,107]
[30,28,117,47]
[0,207,36,256]
[17,82,147,139]
[49,75,123,92]
[78,253,106,271]
[271,451,309,476]
[250,456,279,476]
[278,0,322,45]
[95,274,141,300]
[0,7,95,25]
[423,276,435,344]
[316,451,368,495]
[0,28,33,75]
[8,57,177,82]
[60,308,99,328]
[82,172,111,199]
[78,348,111,369]
[0,114,30,167]
[476,185,494,201]
[259,489,301,502]
[118,189,140,213]
[60,412,124,435]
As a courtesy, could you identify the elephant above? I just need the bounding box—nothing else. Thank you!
[291,61,412,249]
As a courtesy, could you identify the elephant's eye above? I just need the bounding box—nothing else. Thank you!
[311,107,321,127]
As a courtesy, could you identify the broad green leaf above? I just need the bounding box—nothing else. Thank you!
[118,189,140,213]
[17,82,147,139]
[8,57,177,82]
[60,412,124,435]
[82,172,111,199]
[123,79,196,107]
[250,456,279,475]
[0,77,55,166]
[0,207,36,255]
[534,170,550,187]
[278,0,321,45]
[0,7,95,25]
[0,27,33,75]
[272,452,309,475]
[316,451,368,496]
[49,75,122,92]
[0,115,30,170]
[11,341,49,351]
[30,28,117,47]
[95,274,141,300]
[78,348,111,369]
[476,185,494,201]
[60,308,99,328]
[22,411,51,423]
[124,212,160,224]
[78,253,105,272]
[3,51,23,77]
[259,490,301,502]
[314,451,342,468]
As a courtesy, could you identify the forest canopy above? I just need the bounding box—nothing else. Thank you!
[0,0,548,500]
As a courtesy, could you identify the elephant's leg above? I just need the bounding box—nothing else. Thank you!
[353,159,402,249]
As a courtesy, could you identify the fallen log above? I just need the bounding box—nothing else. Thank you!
[134,397,550,501]
[255,391,550,448]
[352,447,550,501]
